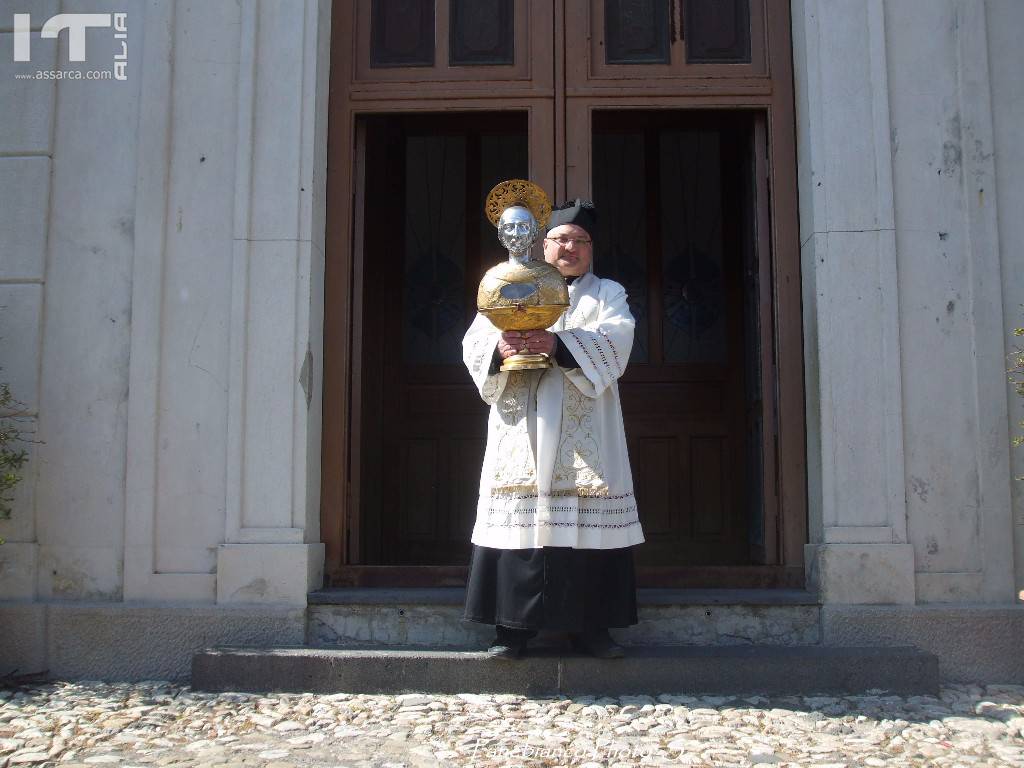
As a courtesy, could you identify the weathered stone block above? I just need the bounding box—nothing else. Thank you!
[47,602,305,681]
[37,544,122,601]
[0,34,56,153]
[0,157,50,280]
[0,542,38,600]
[0,602,45,677]
[822,603,1024,683]
[217,543,324,605]
[806,543,915,604]
[0,284,42,413]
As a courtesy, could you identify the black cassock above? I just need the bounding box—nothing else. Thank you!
[463,544,639,632]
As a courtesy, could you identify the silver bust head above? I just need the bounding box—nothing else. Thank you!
[497,205,540,261]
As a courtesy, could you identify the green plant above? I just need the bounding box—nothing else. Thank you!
[0,381,29,544]
[1012,310,1024,482]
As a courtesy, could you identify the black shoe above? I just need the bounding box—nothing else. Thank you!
[570,628,626,659]
[487,639,524,659]
[487,625,534,659]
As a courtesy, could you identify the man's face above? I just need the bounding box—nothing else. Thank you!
[543,223,593,277]
[497,207,538,253]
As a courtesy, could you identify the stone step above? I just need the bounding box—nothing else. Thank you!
[307,588,822,649]
[192,644,939,697]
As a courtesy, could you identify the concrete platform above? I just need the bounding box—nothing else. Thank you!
[192,644,939,697]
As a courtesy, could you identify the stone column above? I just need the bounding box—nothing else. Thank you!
[792,0,915,603]
[213,0,329,605]
[124,0,330,604]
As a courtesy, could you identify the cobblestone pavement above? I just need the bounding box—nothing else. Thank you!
[1,682,1022,768]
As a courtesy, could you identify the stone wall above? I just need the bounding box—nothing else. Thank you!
[0,0,331,607]
[794,0,1023,605]
[1,0,137,601]
[989,0,1024,605]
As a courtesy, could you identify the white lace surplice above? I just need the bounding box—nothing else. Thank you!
[462,272,645,549]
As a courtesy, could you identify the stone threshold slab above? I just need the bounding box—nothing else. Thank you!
[308,588,820,606]
[192,644,937,697]
[307,602,822,648]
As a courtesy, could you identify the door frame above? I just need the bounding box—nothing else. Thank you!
[325,100,554,576]
[322,0,806,588]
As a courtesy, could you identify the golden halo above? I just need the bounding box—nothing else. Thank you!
[484,179,552,231]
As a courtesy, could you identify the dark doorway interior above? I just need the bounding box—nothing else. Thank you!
[355,109,769,573]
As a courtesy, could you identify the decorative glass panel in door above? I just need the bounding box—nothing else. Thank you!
[566,0,765,87]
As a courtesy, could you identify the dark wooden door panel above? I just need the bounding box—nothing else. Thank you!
[359,112,527,565]
[591,110,758,567]
[620,380,725,414]
[632,436,677,536]
[391,434,488,564]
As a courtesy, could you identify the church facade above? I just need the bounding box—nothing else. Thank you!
[1,0,1022,683]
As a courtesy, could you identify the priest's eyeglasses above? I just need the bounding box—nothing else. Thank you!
[546,236,592,247]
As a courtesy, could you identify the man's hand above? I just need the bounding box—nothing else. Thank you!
[498,330,557,359]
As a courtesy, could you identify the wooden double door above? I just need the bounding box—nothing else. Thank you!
[324,1,806,587]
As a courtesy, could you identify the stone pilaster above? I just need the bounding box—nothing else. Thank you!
[792,0,915,603]
[124,1,331,603]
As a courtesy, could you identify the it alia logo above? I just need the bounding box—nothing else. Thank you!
[12,12,127,79]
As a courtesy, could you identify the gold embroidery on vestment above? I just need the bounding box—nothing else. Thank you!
[551,376,608,494]
[491,371,537,488]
